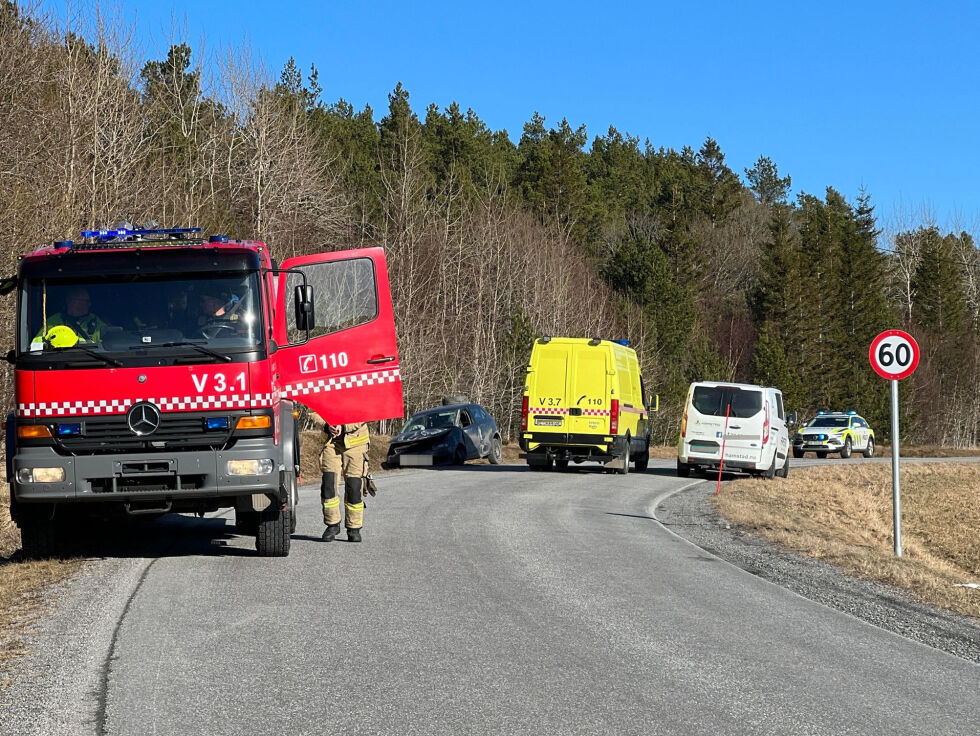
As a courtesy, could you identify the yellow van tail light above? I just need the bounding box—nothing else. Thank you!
[236,416,271,430]
[18,425,52,439]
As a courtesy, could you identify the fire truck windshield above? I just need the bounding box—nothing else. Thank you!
[19,271,263,363]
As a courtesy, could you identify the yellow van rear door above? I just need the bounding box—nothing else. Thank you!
[568,343,609,435]
[529,345,569,431]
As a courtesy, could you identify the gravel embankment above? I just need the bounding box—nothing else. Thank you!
[655,480,980,664]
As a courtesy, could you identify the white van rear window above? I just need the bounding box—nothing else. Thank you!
[692,387,763,418]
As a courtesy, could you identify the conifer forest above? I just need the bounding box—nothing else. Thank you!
[1,3,978,445]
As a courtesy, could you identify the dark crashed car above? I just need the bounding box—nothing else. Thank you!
[385,404,502,467]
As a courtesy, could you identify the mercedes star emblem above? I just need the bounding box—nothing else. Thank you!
[127,402,161,436]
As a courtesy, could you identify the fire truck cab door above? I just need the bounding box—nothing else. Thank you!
[275,247,403,424]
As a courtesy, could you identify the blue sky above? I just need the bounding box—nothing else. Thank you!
[43,0,980,231]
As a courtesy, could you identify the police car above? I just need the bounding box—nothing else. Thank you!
[792,411,875,459]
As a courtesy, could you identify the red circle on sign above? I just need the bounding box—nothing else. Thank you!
[869,330,920,380]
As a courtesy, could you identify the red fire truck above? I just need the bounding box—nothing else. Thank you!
[2,227,403,558]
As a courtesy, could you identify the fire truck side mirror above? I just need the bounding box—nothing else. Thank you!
[294,284,315,332]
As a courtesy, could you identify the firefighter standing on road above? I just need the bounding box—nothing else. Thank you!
[313,415,370,542]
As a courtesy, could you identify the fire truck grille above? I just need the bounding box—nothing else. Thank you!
[55,413,234,453]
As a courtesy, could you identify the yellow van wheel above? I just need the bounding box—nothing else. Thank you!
[615,437,630,475]
[527,454,552,471]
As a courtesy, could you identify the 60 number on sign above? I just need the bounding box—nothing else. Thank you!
[868,330,920,381]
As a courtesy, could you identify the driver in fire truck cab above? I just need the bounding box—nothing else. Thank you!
[32,286,109,348]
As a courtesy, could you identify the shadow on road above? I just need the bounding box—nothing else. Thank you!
[385,462,661,475]
[61,514,256,559]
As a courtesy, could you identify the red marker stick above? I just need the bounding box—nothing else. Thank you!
[716,402,731,495]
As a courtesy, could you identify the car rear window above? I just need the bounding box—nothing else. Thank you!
[691,386,763,419]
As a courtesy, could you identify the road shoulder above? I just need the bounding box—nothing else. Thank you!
[655,479,980,664]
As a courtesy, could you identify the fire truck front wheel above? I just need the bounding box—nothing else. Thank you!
[282,471,298,534]
[256,502,291,557]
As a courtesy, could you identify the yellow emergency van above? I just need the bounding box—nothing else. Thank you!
[519,337,655,473]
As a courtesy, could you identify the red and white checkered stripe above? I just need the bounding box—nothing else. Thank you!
[283,368,400,399]
[531,407,610,416]
[18,393,274,418]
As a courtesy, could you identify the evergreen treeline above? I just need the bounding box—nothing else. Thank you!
[1,4,978,445]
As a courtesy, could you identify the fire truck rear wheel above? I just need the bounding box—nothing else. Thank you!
[256,503,291,557]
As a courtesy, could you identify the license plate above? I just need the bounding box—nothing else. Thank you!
[535,417,562,426]
[690,442,718,454]
[399,455,433,467]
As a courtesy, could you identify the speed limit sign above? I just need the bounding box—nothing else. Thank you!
[870,329,919,559]
[869,330,920,381]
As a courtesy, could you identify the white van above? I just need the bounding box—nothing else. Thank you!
[676,381,790,479]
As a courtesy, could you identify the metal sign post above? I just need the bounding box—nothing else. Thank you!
[869,330,920,558]
[889,379,902,556]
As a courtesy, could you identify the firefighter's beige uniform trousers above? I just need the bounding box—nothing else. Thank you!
[319,423,369,529]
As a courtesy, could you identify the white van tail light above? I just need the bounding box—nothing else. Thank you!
[681,410,688,438]
[610,399,619,434]
[762,400,770,444]
[521,395,529,432]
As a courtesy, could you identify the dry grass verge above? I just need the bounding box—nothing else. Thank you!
[715,462,980,620]
[876,444,980,457]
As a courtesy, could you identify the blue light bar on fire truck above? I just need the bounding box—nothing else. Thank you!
[80,227,202,239]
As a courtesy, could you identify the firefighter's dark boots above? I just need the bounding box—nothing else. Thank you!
[347,528,362,543]
[321,523,341,542]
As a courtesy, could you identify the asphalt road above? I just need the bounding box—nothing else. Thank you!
[2,459,979,736]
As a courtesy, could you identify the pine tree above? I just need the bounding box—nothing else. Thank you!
[752,320,804,411]
[835,189,892,427]
[516,114,588,243]
[693,137,742,223]
[744,156,791,206]
[911,228,968,333]
[602,233,695,357]
[752,204,800,325]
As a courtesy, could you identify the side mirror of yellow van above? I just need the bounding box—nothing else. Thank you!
[648,395,659,412]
